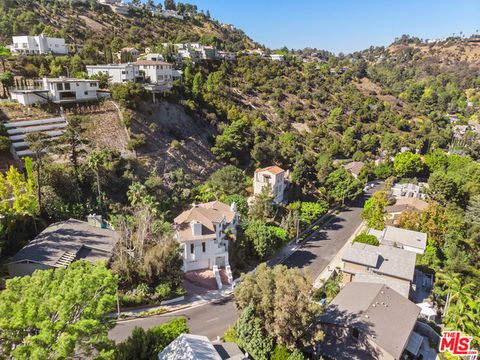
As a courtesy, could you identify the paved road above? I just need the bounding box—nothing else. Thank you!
[109,188,377,342]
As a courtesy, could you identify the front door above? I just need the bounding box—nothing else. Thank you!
[215,256,226,268]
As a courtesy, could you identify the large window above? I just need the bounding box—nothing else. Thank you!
[202,242,206,253]
[64,83,71,91]
[56,83,63,90]
[190,243,194,254]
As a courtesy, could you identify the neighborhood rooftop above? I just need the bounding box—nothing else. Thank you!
[367,226,427,253]
[7,218,119,269]
[255,165,285,175]
[320,282,421,360]
[342,242,417,281]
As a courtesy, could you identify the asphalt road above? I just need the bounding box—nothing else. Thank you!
[109,187,377,343]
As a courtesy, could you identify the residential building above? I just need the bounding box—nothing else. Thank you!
[253,165,288,204]
[10,34,68,55]
[86,63,142,84]
[217,51,237,61]
[155,9,185,20]
[391,182,427,199]
[158,334,246,359]
[342,161,365,179]
[319,282,422,360]
[6,216,119,277]
[134,60,174,89]
[270,54,285,61]
[145,53,165,62]
[341,242,417,298]
[385,198,428,225]
[10,77,106,106]
[200,46,217,60]
[367,226,427,254]
[173,201,239,272]
[117,47,140,61]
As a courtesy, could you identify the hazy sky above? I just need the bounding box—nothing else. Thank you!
[166,0,480,53]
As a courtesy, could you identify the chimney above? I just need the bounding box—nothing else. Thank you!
[87,214,103,228]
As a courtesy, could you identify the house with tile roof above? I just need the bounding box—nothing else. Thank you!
[342,161,365,179]
[173,201,239,272]
[253,165,288,204]
[319,282,422,360]
[6,216,119,277]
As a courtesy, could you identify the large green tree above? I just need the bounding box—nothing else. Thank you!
[361,191,388,230]
[0,261,117,359]
[393,151,423,177]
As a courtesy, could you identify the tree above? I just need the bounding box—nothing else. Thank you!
[211,119,251,165]
[235,304,274,360]
[248,184,275,222]
[234,264,322,348]
[55,116,90,178]
[115,318,188,360]
[25,132,51,214]
[164,0,176,10]
[393,151,423,177]
[361,191,388,230]
[196,165,246,201]
[324,167,363,204]
[466,195,480,225]
[0,261,117,359]
[87,149,109,214]
[427,171,464,206]
[243,220,287,259]
[0,45,10,72]
[192,71,203,98]
[352,233,380,246]
[0,70,14,97]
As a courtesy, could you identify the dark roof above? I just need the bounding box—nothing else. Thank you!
[8,219,119,268]
[320,282,421,359]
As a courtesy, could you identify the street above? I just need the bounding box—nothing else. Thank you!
[109,187,376,342]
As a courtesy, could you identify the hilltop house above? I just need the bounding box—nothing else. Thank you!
[158,334,246,359]
[342,161,365,179]
[270,54,285,61]
[9,77,106,106]
[341,242,417,298]
[253,165,288,204]
[86,63,142,84]
[173,201,239,272]
[117,47,140,61]
[319,282,422,360]
[9,34,68,55]
[6,216,119,277]
[367,226,427,254]
[134,60,174,89]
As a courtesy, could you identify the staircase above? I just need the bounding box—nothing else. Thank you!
[5,117,67,158]
[212,265,223,290]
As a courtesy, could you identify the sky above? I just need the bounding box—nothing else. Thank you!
[165,0,480,54]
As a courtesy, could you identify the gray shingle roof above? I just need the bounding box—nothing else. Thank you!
[320,282,421,359]
[342,243,416,281]
[8,219,119,267]
[158,334,222,359]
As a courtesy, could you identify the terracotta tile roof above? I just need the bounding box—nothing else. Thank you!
[134,60,172,66]
[255,165,285,175]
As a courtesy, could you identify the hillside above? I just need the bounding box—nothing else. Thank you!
[0,0,256,51]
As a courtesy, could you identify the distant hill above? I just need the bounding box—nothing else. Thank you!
[0,0,257,52]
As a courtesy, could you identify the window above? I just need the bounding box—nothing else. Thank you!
[56,83,63,91]
[202,242,206,253]
[90,82,97,87]
[190,244,194,254]
[64,83,71,90]
[84,91,88,95]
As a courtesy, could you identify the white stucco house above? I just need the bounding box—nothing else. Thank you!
[10,77,107,106]
[86,63,142,84]
[391,183,427,199]
[253,165,288,204]
[9,34,69,55]
[270,54,285,61]
[173,201,239,272]
[134,60,174,89]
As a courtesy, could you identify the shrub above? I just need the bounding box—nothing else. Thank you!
[155,283,172,301]
[352,233,380,246]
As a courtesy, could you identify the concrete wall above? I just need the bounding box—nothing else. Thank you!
[10,92,48,106]
[182,238,229,272]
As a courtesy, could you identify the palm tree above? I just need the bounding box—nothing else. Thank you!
[87,150,108,215]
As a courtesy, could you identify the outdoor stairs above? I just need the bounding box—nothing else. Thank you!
[5,117,67,158]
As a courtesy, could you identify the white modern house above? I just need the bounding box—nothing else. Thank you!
[134,60,174,89]
[10,77,106,106]
[145,53,165,61]
[173,201,239,272]
[253,165,288,204]
[86,63,141,84]
[391,183,427,199]
[9,35,69,55]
